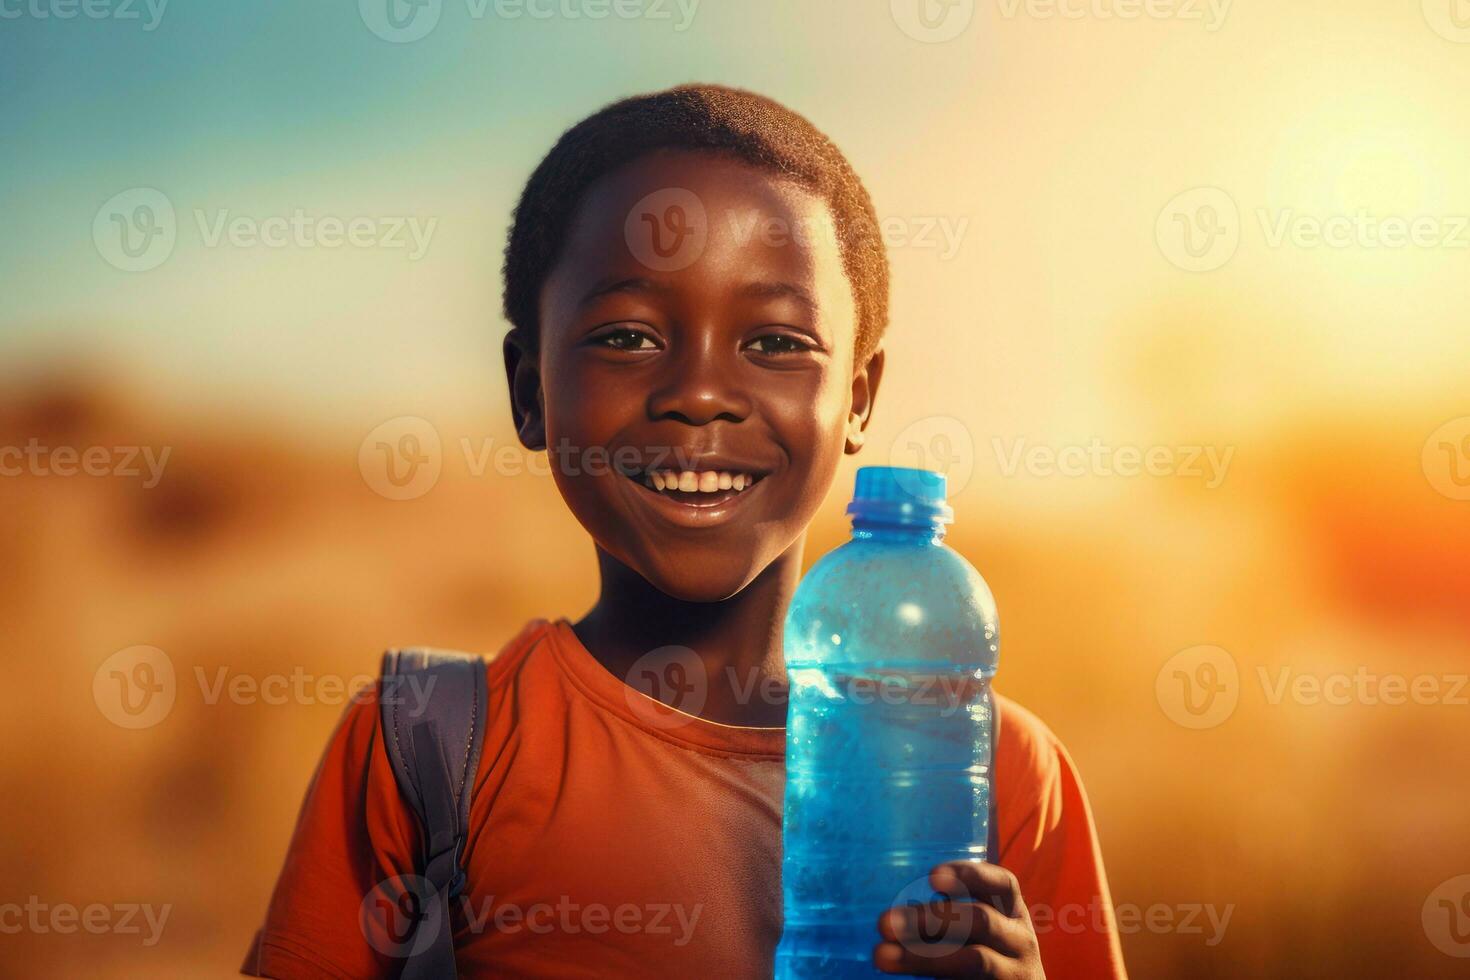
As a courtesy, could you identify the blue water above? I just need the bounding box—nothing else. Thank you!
[775,467,999,978]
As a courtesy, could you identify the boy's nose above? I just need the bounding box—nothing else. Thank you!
[646,345,752,426]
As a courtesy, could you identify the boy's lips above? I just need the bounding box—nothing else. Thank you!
[620,467,770,528]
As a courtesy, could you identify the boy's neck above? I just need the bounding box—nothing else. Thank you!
[573,542,802,728]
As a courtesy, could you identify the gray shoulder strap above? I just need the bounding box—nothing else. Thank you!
[379,648,488,980]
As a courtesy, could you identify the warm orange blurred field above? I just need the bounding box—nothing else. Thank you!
[3,368,1467,978]
[6,4,1470,976]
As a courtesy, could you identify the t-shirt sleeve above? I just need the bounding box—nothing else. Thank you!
[241,685,421,979]
[993,697,1129,979]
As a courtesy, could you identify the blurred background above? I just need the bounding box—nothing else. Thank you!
[4,0,1470,976]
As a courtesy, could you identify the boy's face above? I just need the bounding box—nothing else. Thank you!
[510,150,881,602]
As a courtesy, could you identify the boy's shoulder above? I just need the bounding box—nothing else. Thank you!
[380,618,557,687]
[994,691,1067,776]
[991,690,1106,858]
[331,619,557,735]
[992,691,1079,817]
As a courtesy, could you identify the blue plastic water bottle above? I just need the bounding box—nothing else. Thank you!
[774,466,1000,978]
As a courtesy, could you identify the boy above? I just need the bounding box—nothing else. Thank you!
[243,83,1126,979]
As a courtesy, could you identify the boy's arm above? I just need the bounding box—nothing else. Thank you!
[241,685,419,980]
[872,697,1126,979]
[991,700,1128,980]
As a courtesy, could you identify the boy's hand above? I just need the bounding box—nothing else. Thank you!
[874,861,1046,979]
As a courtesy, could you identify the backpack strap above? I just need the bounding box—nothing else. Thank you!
[379,648,487,980]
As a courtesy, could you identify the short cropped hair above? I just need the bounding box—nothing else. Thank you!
[502,83,889,360]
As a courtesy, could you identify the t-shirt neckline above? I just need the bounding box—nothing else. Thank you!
[544,618,786,760]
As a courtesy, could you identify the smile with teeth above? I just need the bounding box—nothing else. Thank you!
[642,470,763,493]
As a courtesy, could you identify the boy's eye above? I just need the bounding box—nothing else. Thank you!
[593,326,661,351]
[744,332,812,356]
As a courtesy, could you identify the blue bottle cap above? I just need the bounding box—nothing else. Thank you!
[846,466,954,527]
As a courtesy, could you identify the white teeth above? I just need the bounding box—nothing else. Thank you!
[644,470,760,495]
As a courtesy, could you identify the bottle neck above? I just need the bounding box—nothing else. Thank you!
[850,518,947,543]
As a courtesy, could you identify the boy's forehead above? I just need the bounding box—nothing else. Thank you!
[570,154,840,268]
[552,152,852,309]
[579,151,823,224]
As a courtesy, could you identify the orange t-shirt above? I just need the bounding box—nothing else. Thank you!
[243,620,1126,979]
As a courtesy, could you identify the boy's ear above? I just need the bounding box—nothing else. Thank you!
[845,347,885,455]
[502,330,547,451]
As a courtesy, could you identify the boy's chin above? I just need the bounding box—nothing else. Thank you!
[635,555,762,604]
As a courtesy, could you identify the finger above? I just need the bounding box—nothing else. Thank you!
[878,898,1031,958]
[874,939,1019,978]
[932,861,1028,920]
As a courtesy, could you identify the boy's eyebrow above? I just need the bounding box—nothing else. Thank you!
[577,276,669,308]
[576,277,817,312]
[733,280,816,311]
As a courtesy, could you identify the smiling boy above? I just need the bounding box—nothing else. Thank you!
[243,84,1126,979]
